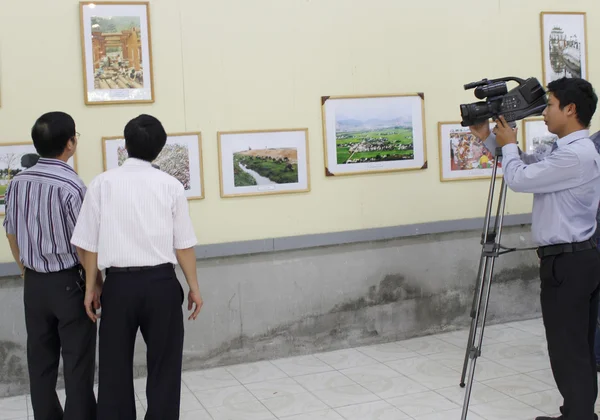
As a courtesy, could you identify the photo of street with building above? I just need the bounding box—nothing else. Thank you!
[91,16,144,90]
[233,147,298,187]
[542,12,587,85]
[524,119,559,157]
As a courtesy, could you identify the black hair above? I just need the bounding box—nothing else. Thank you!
[124,114,167,162]
[547,77,598,127]
[30,112,76,158]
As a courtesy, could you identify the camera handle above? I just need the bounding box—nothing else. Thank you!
[458,146,535,419]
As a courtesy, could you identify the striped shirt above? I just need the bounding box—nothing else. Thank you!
[71,158,197,271]
[3,158,86,273]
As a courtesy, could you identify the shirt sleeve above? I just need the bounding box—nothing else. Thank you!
[172,186,197,249]
[65,188,85,234]
[70,181,101,252]
[501,143,584,194]
[2,181,15,235]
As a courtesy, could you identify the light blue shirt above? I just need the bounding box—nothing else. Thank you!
[484,129,600,246]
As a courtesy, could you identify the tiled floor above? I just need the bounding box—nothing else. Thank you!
[1,317,598,419]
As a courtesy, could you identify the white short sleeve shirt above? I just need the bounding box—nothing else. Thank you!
[71,158,198,270]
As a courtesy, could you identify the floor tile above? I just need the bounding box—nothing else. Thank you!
[315,349,379,370]
[355,342,419,363]
[261,391,328,418]
[335,400,411,419]
[245,377,307,400]
[470,397,547,420]
[481,373,554,398]
[313,384,380,408]
[386,390,459,417]
[226,361,288,384]
[293,371,356,392]
[0,396,28,420]
[272,355,334,377]
[338,363,402,385]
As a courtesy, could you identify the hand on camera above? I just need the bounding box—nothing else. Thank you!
[469,121,491,141]
[492,116,518,147]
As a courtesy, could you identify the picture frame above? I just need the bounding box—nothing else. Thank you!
[321,93,427,176]
[217,128,310,198]
[79,1,155,105]
[540,11,588,86]
[0,142,77,214]
[102,132,205,200]
[438,121,500,182]
[522,117,558,157]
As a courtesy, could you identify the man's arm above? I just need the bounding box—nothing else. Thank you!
[471,121,544,164]
[494,116,585,194]
[173,187,202,320]
[76,247,103,288]
[6,234,24,277]
[70,183,102,322]
[3,182,23,277]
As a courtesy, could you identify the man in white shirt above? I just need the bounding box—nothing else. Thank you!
[71,114,203,420]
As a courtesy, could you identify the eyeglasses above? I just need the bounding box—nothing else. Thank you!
[73,132,80,141]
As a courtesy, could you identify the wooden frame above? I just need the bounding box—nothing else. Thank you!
[321,93,427,177]
[540,11,588,86]
[101,132,205,200]
[0,142,77,214]
[79,1,155,105]
[522,117,558,156]
[217,128,311,198]
[437,121,500,182]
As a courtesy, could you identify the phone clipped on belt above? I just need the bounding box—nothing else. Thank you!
[76,267,86,293]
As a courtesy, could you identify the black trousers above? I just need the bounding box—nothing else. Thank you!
[540,247,600,420]
[24,267,97,420]
[97,264,184,420]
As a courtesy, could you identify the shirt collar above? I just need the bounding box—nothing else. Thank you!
[121,157,153,167]
[556,129,590,148]
[37,157,76,173]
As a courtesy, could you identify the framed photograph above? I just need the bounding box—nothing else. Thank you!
[102,133,204,200]
[79,2,154,105]
[0,142,77,214]
[522,118,558,157]
[438,122,499,182]
[321,93,427,176]
[217,128,310,198]
[540,12,588,86]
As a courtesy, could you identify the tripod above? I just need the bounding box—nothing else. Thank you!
[459,147,523,420]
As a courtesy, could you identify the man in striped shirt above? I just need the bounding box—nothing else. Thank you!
[3,111,99,420]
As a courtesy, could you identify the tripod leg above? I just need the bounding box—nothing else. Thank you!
[459,153,499,387]
[461,159,507,420]
[460,254,488,387]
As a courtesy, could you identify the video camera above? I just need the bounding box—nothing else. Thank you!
[459,77,548,127]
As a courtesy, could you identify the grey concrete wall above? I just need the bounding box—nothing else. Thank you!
[0,224,541,398]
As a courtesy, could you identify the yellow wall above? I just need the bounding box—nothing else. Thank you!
[0,0,598,263]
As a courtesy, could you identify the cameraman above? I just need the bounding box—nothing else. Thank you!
[470,77,600,420]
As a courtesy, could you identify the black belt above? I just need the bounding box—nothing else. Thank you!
[105,263,173,274]
[536,238,597,258]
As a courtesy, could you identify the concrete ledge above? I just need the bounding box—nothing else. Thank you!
[0,213,532,279]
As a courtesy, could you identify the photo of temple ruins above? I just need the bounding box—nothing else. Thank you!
[91,16,144,90]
